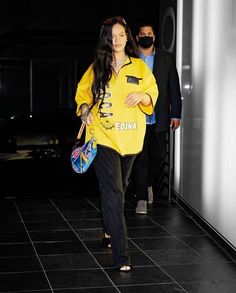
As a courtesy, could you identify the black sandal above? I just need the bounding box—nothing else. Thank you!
[102,237,112,248]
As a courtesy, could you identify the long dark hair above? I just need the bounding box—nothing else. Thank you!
[92,16,139,102]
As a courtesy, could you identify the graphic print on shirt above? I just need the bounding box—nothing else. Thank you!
[126,75,142,85]
[98,82,138,131]
[98,89,114,130]
[98,92,113,118]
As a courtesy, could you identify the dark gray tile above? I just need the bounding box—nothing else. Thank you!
[25,220,70,232]
[105,266,173,286]
[146,248,204,265]
[75,228,104,241]
[132,237,189,250]
[40,253,99,270]
[69,219,103,229]
[30,230,78,242]
[47,269,111,289]
[12,289,52,293]
[52,198,92,206]
[150,203,176,209]
[0,256,42,273]
[62,210,102,220]
[118,283,186,292]
[15,198,52,206]
[194,246,233,263]
[52,199,97,211]
[126,217,157,228]
[164,225,206,237]
[180,279,236,293]
[54,287,117,292]
[0,222,25,233]
[22,212,64,222]
[0,213,21,222]
[179,235,217,249]
[128,227,171,238]
[0,231,30,243]
[0,272,50,292]
[161,262,236,282]
[147,208,186,218]
[151,215,194,227]
[16,203,57,213]
[35,240,87,255]
[0,243,36,257]
[0,200,17,213]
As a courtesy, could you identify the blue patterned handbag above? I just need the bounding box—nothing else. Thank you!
[71,122,97,174]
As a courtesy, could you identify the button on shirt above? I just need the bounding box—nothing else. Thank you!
[139,52,156,125]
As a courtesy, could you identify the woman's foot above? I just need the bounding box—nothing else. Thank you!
[102,233,111,248]
[119,265,132,272]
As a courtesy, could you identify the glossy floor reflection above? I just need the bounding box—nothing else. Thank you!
[0,192,236,293]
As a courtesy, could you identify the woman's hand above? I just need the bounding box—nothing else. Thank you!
[125,92,151,107]
[80,104,94,126]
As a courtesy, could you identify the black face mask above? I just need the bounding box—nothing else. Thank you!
[138,36,154,48]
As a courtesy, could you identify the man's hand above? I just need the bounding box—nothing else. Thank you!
[170,118,181,131]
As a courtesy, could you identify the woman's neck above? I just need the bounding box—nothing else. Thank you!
[112,53,127,67]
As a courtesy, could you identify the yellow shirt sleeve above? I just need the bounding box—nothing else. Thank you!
[139,60,158,115]
[75,64,94,116]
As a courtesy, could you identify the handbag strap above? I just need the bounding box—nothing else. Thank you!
[77,122,86,139]
[76,98,98,140]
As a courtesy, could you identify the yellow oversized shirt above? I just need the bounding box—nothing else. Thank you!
[75,57,158,155]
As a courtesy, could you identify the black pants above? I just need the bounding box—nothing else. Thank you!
[130,126,168,201]
[93,145,136,267]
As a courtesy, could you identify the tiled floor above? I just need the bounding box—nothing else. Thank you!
[1,191,236,293]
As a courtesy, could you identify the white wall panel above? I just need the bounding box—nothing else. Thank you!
[176,0,236,248]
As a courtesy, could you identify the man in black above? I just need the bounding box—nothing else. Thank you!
[131,21,182,214]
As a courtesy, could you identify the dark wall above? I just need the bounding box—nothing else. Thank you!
[0,0,160,59]
[0,0,164,117]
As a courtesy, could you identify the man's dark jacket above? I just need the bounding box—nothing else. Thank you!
[152,48,182,132]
